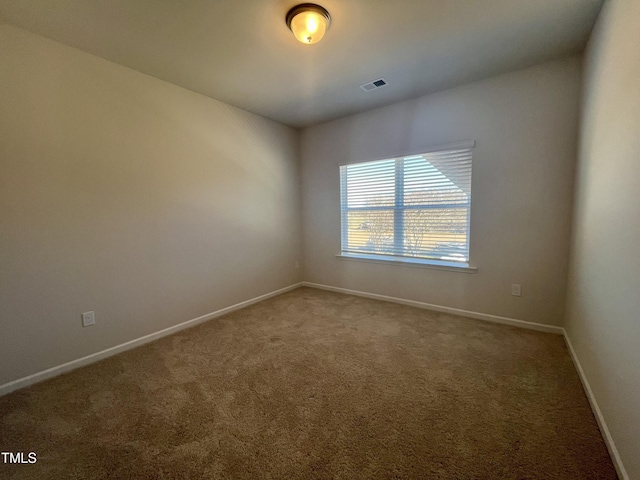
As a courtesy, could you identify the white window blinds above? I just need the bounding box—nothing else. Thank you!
[340,142,473,265]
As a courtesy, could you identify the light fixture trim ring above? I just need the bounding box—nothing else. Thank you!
[285,3,332,31]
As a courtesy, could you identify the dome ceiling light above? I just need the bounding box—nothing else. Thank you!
[286,3,331,45]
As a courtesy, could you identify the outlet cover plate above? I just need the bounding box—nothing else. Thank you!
[82,311,95,327]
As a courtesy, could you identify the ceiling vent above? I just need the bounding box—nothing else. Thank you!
[359,78,388,92]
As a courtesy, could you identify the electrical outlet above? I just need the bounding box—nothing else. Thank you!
[511,284,522,297]
[82,311,96,327]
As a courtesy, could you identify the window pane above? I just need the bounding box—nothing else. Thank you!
[404,156,470,206]
[345,159,395,208]
[404,207,469,262]
[345,209,394,254]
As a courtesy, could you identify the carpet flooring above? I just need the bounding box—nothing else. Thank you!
[0,287,617,479]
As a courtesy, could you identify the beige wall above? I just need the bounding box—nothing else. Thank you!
[0,25,301,386]
[301,57,582,326]
[565,1,640,478]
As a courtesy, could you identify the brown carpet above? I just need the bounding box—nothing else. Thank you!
[0,287,616,479]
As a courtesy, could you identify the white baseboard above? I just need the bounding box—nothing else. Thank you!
[563,332,629,480]
[302,282,564,334]
[0,283,303,397]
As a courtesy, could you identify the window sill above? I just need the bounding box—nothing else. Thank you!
[336,253,477,273]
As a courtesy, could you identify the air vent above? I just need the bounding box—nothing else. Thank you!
[359,78,388,92]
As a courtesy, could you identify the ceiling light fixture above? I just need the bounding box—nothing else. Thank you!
[286,3,331,45]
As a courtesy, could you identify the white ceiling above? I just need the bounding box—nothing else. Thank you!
[0,0,603,128]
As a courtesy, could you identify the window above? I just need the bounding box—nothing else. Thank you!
[339,141,474,268]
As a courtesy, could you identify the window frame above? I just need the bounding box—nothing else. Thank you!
[338,141,476,272]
